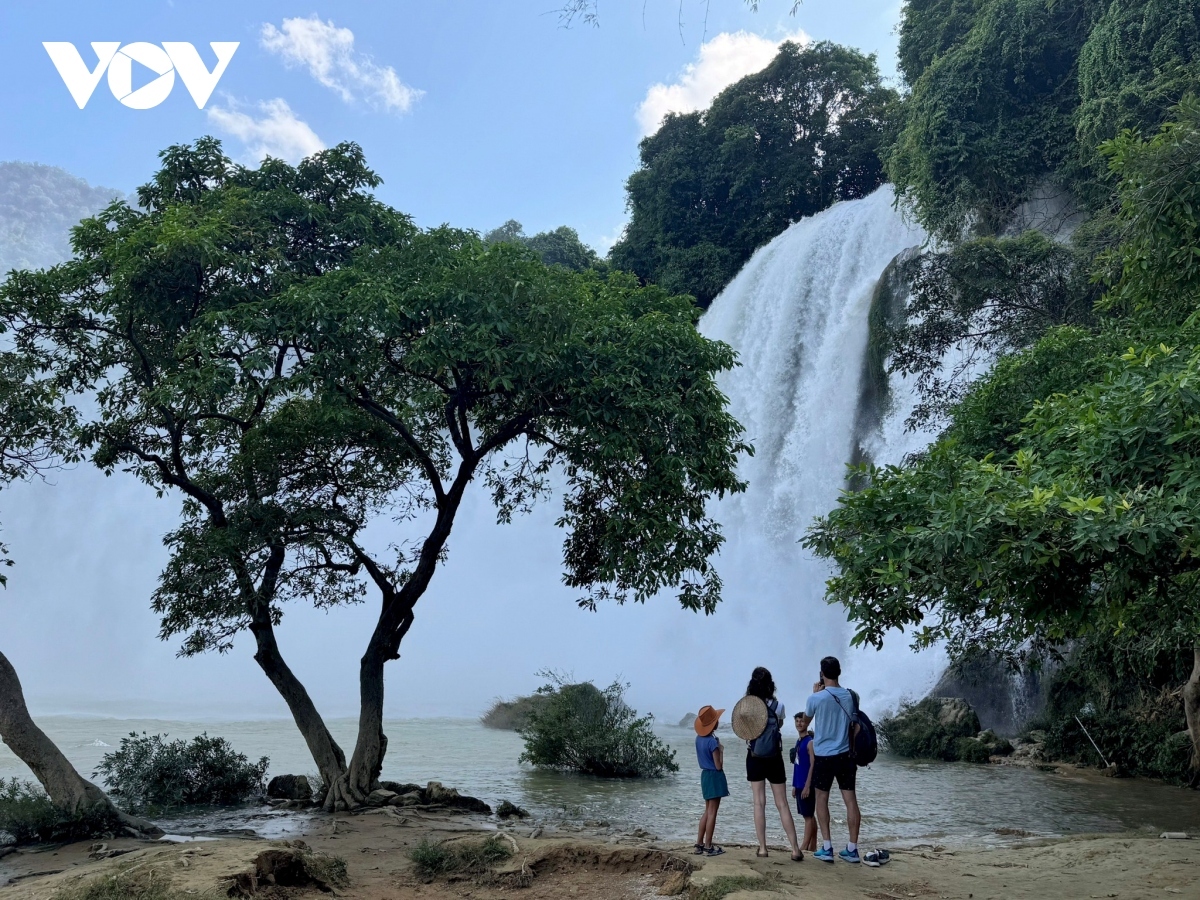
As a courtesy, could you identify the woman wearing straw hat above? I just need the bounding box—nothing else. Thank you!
[693,704,728,856]
[732,667,803,860]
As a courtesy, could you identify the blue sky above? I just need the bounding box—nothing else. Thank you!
[2,1,905,252]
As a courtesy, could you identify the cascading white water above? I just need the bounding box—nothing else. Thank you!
[697,185,943,709]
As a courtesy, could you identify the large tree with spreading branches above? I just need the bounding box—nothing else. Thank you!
[2,139,749,809]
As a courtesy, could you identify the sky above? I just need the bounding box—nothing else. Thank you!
[0,1,941,729]
[0,0,905,252]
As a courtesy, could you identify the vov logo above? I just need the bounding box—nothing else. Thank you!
[43,42,239,109]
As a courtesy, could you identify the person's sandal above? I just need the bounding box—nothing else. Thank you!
[755,848,769,858]
[705,845,725,856]
[791,851,804,862]
[693,843,705,855]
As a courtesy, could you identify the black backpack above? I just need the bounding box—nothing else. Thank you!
[749,699,781,758]
[831,689,878,767]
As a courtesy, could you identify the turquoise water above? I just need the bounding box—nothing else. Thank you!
[4,716,1200,847]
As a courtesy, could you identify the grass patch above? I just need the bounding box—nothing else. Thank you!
[52,866,193,900]
[690,873,778,899]
[409,835,513,880]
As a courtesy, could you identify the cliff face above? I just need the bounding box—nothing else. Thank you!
[928,654,1053,737]
[0,162,122,274]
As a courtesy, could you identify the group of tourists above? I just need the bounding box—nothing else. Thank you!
[692,656,889,867]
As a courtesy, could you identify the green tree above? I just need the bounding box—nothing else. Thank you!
[483,219,602,272]
[3,139,749,809]
[612,41,898,305]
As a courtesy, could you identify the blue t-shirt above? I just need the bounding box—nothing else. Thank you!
[791,735,813,788]
[696,734,721,770]
[805,687,856,757]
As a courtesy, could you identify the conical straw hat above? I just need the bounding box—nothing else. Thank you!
[731,695,768,741]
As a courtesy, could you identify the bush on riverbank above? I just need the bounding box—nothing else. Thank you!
[0,779,120,845]
[94,733,269,812]
[1028,636,1193,782]
[878,697,983,761]
[518,675,678,777]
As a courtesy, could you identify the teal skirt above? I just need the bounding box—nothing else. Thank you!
[701,768,729,800]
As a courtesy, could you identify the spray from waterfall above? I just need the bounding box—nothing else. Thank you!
[698,185,942,711]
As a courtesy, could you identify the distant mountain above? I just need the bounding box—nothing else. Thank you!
[0,162,123,274]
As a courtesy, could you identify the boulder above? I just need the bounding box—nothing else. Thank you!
[935,697,981,734]
[366,789,399,807]
[425,781,491,814]
[878,696,983,760]
[266,774,313,802]
[678,713,696,728]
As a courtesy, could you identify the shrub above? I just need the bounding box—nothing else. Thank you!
[0,779,120,845]
[52,866,185,900]
[409,836,512,880]
[94,733,268,812]
[518,674,678,778]
[877,697,981,761]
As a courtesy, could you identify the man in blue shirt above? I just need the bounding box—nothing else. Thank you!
[804,656,862,864]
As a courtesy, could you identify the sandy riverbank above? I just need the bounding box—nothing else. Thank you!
[2,806,1198,900]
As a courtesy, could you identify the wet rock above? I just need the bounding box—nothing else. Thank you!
[266,774,313,802]
[878,696,982,760]
[388,792,423,807]
[423,781,492,815]
[678,713,696,728]
[496,800,530,820]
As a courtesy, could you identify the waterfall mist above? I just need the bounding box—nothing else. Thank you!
[1,184,943,726]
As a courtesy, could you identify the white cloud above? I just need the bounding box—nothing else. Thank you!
[636,29,809,136]
[207,98,325,164]
[261,16,423,114]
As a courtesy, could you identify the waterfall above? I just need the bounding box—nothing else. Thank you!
[697,185,943,710]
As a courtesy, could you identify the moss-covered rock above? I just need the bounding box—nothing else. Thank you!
[878,697,982,760]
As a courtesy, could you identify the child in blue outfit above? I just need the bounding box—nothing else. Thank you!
[791,711,818,852]
[693,704,728,857]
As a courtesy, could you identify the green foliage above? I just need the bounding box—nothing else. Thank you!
[0,779,119,845]
[1076,0,1200,195]
[891,234,1097,427]
[518,674,678,777]
[877,698,980,761]
[890,0,1096,237]
[1101,96,1200,323]
[409,836,512,880]
[94,733,268,813]
[613,40,897,304]
[891,0,1200,239]
[483,219,604,272]
[1026,634,1193,780]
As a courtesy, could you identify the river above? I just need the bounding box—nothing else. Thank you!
[4,716,1200,848]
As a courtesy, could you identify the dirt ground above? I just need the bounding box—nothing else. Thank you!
[2,807,1198,900]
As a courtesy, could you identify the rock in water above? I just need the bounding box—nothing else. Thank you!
[266,774,313,802]
[678,713,696,728]
[497,800,530,820]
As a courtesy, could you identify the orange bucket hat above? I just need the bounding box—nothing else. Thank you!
[694,704,725,737]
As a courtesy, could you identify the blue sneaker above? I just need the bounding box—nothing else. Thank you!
[813,847,835,863]
[839,847,861,864]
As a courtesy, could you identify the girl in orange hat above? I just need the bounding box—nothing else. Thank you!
[694,704,728,856]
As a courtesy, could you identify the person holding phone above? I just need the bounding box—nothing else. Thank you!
[804,656,863,864]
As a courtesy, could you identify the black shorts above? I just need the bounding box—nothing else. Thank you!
[746,750,787,784]
[811,752,856,793]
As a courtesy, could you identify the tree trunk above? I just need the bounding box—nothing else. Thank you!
[248,612,349,801]
[1184,645,1200,788]
[0,650,161,836]
[333,646,389,810]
